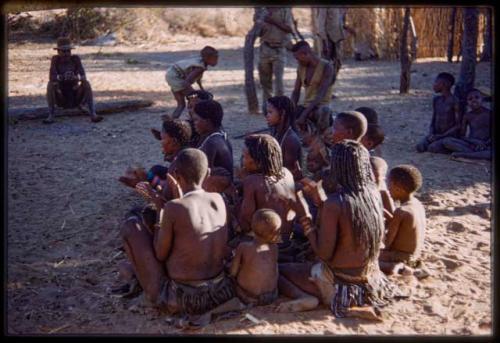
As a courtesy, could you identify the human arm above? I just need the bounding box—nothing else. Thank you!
[296,63,334,125]
[229,245,244,278]
[384,208,404,249]
[196,79,204,91]
[263,9,293,34]
[183,67,205,89]
[73,55,86,80]
[154,202,175,261]
[238,177,257,233]
[49,56,59,82]
[282,137,302,179]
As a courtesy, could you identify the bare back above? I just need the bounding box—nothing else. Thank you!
[387,198,426,256]
[165,191,228,281]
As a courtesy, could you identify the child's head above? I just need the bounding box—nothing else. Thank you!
[361,124,385,150]
[433,72,455,93]
[387,164,422,200]
[355,107,379,125]
[243,134,283,178]
[266,96,296,130]
[193,100,224,134]
[331,111,368,144]
[171,148,208,186]
[306,145,329,174]
[201,46,219,67]
[251,208,282,244]
[186,90,214,114]
[466,88,483,111]
[369,156,388,183]
[161,119,192,156]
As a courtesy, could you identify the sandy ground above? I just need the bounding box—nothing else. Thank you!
[7,34,492,335]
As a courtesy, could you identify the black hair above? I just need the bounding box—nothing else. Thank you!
[466,88,482,96]
[329,140,384,261]
[364,124,385,149]
[267,95,297,141]
[162,119,192,147]
[171,148,208,185]
[437,72,455,87]
[388,164,423,194]
[201,46,218,57]
[193,99,224,128]
[186,90,214,101]
[244,134,284,180]
[335,111,368,140]
[291,40,311,53]
[355,107,379,125]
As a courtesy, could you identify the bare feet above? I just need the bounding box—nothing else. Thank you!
[275,296,319,312]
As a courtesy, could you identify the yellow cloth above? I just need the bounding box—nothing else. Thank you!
[165,57,206,92]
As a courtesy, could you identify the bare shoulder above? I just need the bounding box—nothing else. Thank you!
[324,193,343,211]
[242,173,262,188]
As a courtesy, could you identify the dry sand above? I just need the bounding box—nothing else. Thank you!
[7,34,492,335]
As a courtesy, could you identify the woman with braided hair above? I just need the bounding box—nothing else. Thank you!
[266,96,303,180]
[276,140,395,318]
[237,134,296,243]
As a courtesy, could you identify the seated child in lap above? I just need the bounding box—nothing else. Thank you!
[380,164,426,275]
[443,88,492,161]
[416,72,460,154]
[230,209,280,307]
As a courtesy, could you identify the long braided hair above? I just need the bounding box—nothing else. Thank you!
[267,96,297,143]
[244,134,284,181]
[329,140,384,261]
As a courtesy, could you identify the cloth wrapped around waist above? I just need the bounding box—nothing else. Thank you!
[168,271,236,315]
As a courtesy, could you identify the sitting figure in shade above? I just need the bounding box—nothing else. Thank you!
[416,72,460,154]
[45,37,103,124]
[230,209,281,307]
[379,165,426,276]
[442,88,492,161]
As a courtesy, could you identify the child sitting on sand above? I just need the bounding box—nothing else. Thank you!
[379,164,426,275]
[164,46,218,120]
[230,209,280,307]
[416,72,460,154]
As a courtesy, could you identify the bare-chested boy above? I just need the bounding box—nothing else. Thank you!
[164,46,218,119]
[442,88,492,161]
[119,148,235,317]
[277,140,393,317]
[370,156,395,219]
[291,41,335,136]
[191,99,234,192]
[380,165,426,275]
[45,37,103,124]
[230,209,280,306]
[416,72,460,153]
[237,134,296,242]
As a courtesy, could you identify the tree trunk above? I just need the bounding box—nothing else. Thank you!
[399,8,411,94]
[454,7,479,121]
[243,8,264,114]
[409,15,418,61]
[480,7,492,62]
[447,8,457,63]
[9,99,154,121]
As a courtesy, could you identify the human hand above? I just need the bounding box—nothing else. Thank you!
[135,181,162,210]
[166,173,183,199]
[299,178,327,207]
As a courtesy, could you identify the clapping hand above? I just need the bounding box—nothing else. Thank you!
[298,178,327,207]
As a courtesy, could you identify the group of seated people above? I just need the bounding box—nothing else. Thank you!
[115,85,427,326]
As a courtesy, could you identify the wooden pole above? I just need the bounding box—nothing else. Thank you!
[447,8,457,63]
[399,8,411,94]
[243,8,264,114]
[480,7,492,62]
[454,7,479,121]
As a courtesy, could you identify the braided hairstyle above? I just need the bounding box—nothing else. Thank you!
[329,140,384,261]
[244,134,284,181]
[267,95,297,142]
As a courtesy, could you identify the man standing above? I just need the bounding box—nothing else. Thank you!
[45,37,103,124]
[257,7,294,113]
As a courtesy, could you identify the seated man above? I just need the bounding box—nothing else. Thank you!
[120,149,235,318]
[230,209,281,307]
[277,140,393,318]
[164,46,218,120]
[237,134,296,242]
[442,88,492,161]
[45,37,103,124]
[380,165,426,275]
[290,41,335,136]
[416,72,460,154]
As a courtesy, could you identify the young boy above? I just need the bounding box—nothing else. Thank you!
[330,110,368,145]
[379,164,426,275]
[370,156,395,219]
[361,124,385,157]
[416,72,460,153]
[238,134,296,242]
[230,208,280,306]
[442,88,492,161]
[164,46,218,119]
